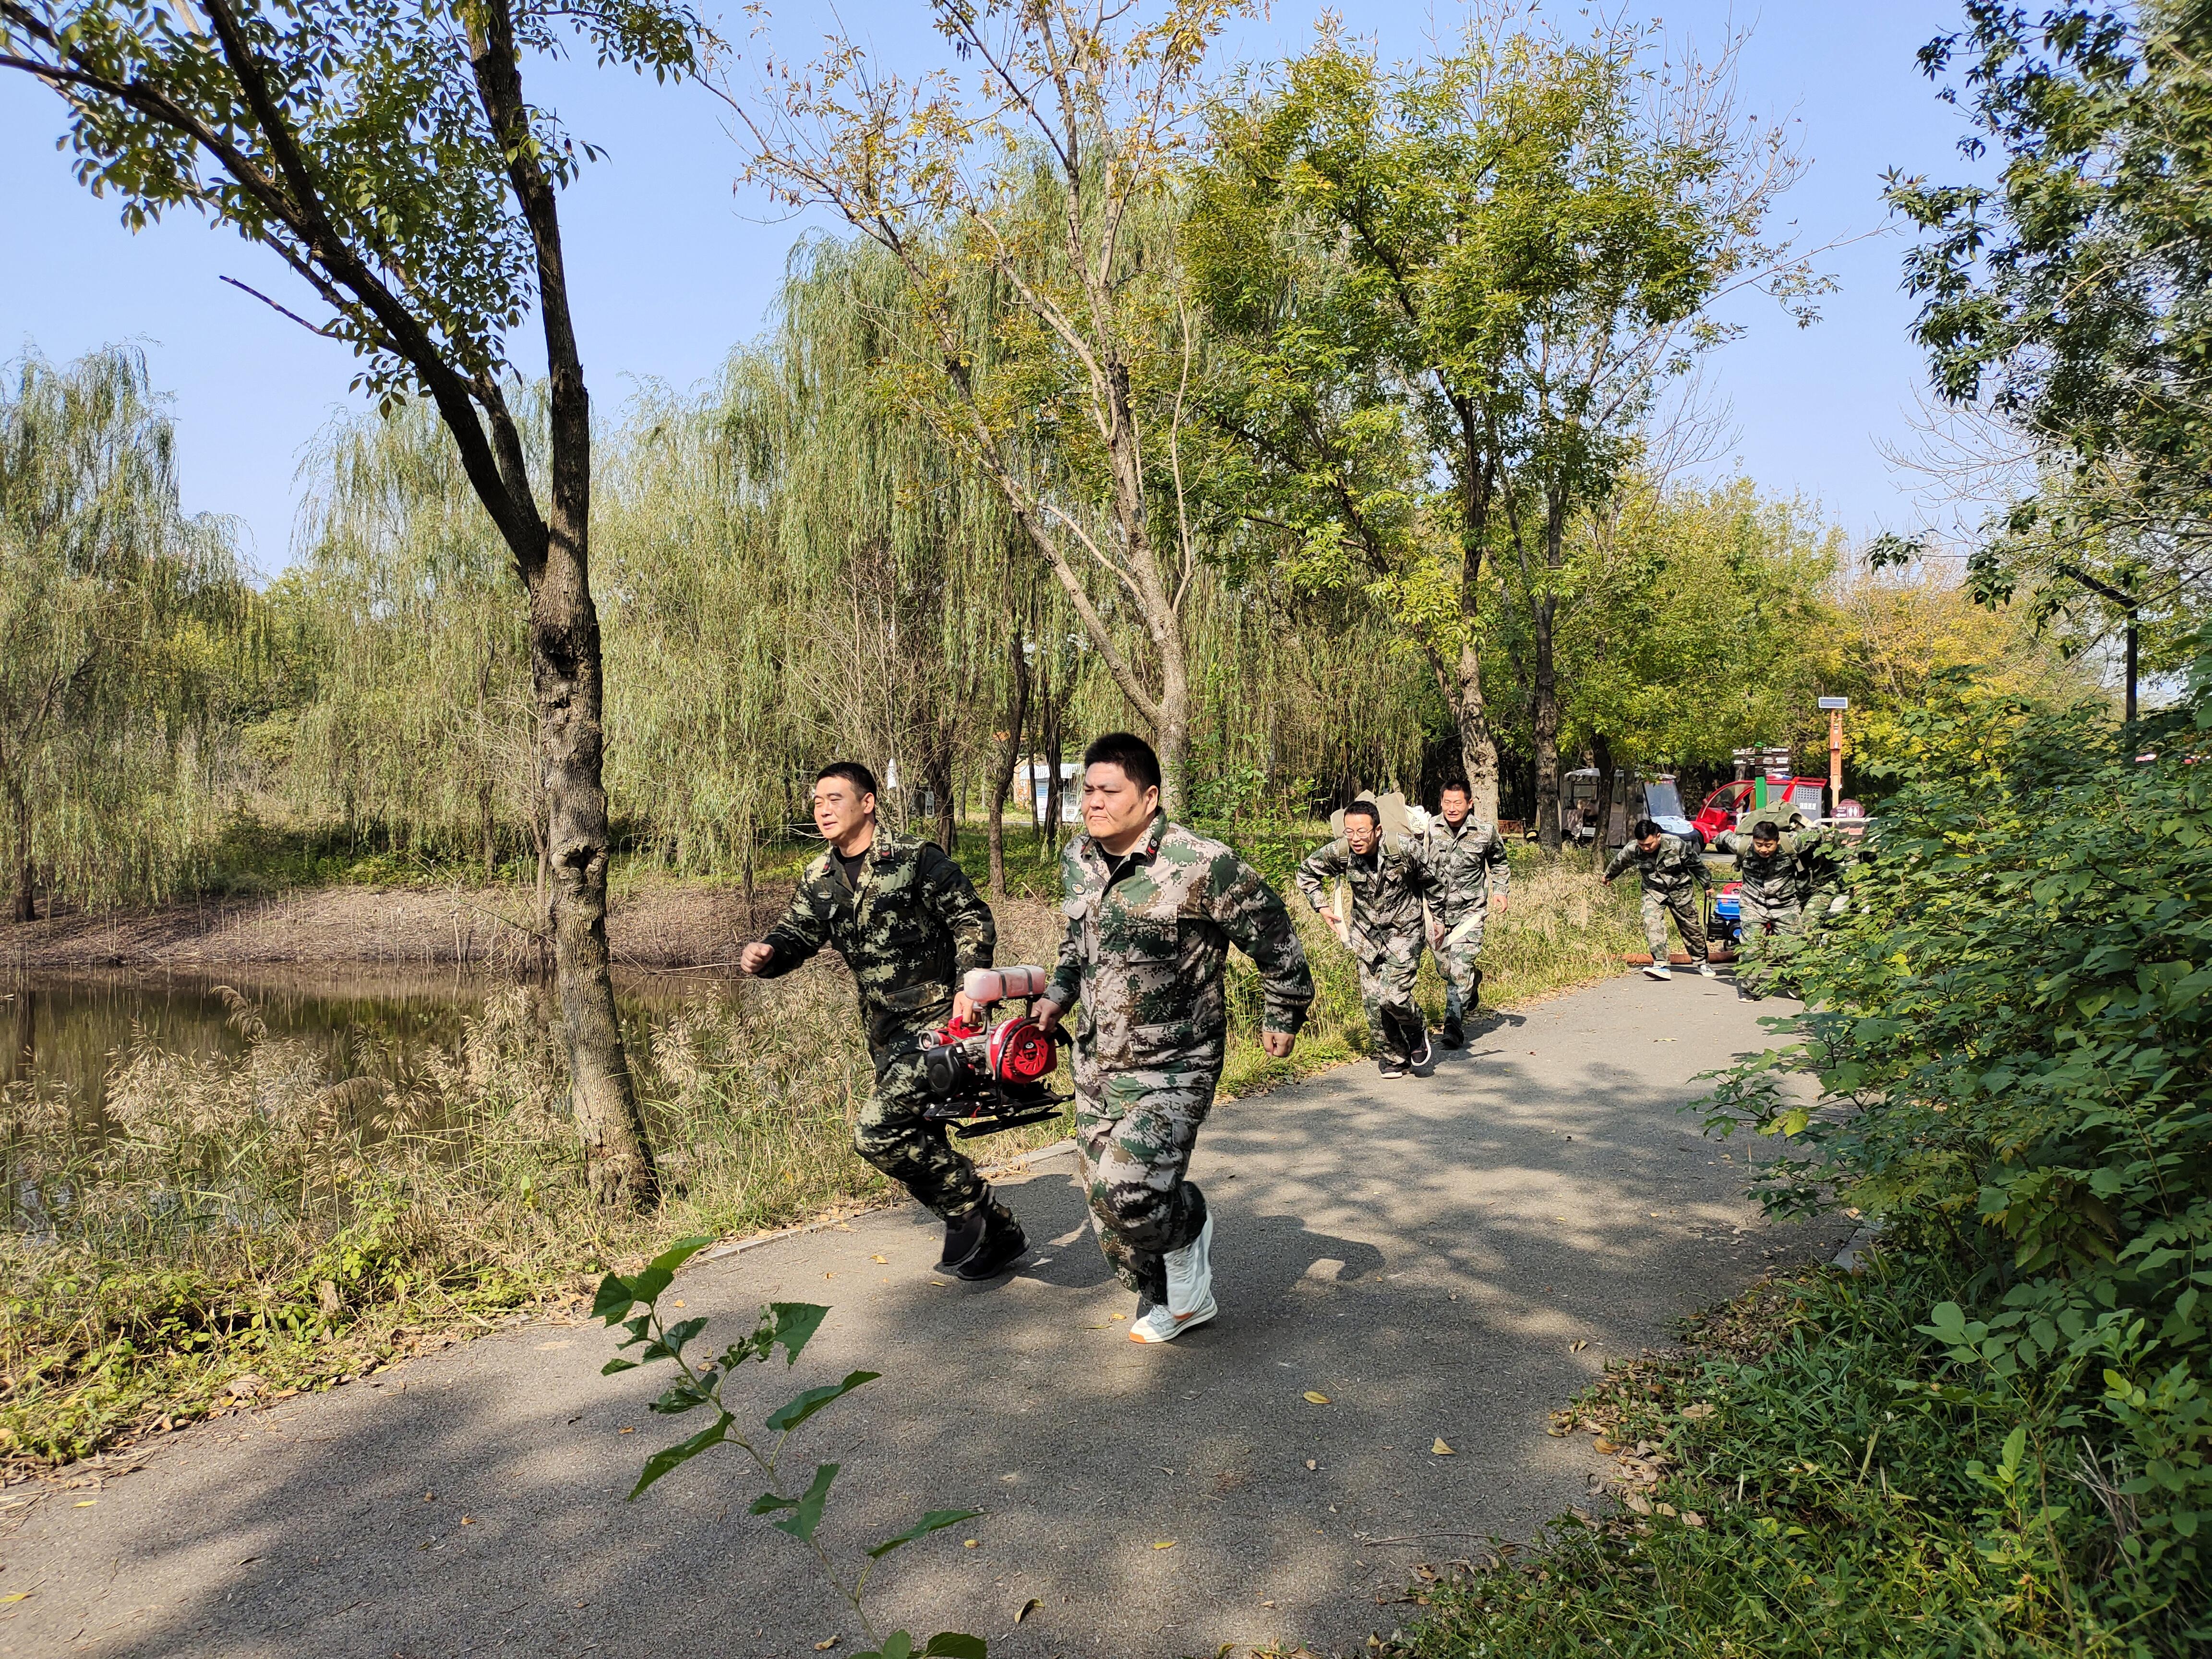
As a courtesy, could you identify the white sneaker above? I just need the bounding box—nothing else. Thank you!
[1130,1294,1214,1343]
[1695,961,1718,978]
[1166,1213,1214,1320]
[1641,963,1673,981]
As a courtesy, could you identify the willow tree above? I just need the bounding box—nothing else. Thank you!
[277,399,537,880]
[0,345,249,919]
[730,0,1248,815]
[0,0,708,1205]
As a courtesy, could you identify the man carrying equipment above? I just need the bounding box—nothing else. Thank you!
[1421,778,1511,1048]
[1031,733,1311,1345]
[1297,801,1440,1078]
[739,762,1028,1281]
[1603,819,1716,982]
[1710,817,1814,998]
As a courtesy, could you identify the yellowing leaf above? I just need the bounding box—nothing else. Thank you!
[1016,1598,1042,1623]
[1303,1392,1331,1405]
[0,1591,31,1603]
[1153,1539,1177,1550]
[872,1255,888,1264]
[73,1500,97,1507]
[1432,1438,1455,1455]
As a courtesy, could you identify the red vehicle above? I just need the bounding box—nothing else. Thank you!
[1692,776,1827,842]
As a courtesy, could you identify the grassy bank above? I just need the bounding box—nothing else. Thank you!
[3,849,1639,1473]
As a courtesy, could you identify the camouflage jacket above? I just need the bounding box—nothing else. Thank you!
[1421,816,1512,925]
[1044,813,1312,1073]
[754,830,994,1050]
[1603,834,1713,897]
[1713,828,1819,911]
[1294,834,1438,962]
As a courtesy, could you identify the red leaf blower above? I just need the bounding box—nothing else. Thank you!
[920,966,1070,1138]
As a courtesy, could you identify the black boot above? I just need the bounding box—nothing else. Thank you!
[952,1202,1029,1281]
[936,1207,988,1272]
[1467,966,1484,1010]
[1440,1015,1464,1049]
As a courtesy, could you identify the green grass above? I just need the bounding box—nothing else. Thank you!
[1379,1256,2164,1659]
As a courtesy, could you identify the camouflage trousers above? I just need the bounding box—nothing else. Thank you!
[1072,1061,1217,1302]
[856,1034,992,1226]
[1358,931,1427,1066]
[1736,898,1803,998]
[1434,911,1488,1023]
[1641,888,1708,965]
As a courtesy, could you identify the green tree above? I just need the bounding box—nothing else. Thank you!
[1887,0,2212,708]
[0,345,249,919]
[731,0,1245,815]
[0,0,710,1206]
[1190,14,1822,830]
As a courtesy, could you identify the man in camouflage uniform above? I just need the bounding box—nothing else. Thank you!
[1421,778,1512,1048]
[741,761,1027,1280]
[1602,818,1716,981]
[1711,817,1816,998]
[1296,801,1440,1077]
[1033,732,1311,1345]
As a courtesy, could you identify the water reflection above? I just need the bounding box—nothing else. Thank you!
[0,967,745,1120]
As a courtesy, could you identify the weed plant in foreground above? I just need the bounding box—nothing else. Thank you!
[0,859,1638,1472]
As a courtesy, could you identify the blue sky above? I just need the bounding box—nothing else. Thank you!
[0,2,1979,571]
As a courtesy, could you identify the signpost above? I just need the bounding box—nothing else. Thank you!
[1819,696,1849,800]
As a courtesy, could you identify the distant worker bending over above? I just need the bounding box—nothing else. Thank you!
[1297,801,1440,1078]
[1031,733,1311,1345]
[1603,818,1716,982]
[1420,777,1511,1048]
[739,762,1029,1282]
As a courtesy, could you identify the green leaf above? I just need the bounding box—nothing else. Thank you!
[626,1413,732,1502]
[647,1235,716,1276]
[601,1357,641,1375]
[882,1634,914,1659]
[921,1634,987,1658]
[869,1508,984,1559]
[591,1271,636,1324]
[770,1461,841,1541]
[767,1370,880,1432]
[769,1301,831,1364]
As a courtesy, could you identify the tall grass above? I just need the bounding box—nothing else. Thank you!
[1,853,1636,1470]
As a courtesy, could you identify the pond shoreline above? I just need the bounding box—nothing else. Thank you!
[0,878,810,974]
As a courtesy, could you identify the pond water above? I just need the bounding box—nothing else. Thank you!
[0,967,745,1120]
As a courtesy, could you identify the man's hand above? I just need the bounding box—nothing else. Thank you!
[951,990,984,1027]
[1493,894,1509,914]
[1328,915,1349,947]
[738,941,774,974]
[1427,922,1443,951]
[1262,1030,1296,1059]
[1031,998,1064,1035]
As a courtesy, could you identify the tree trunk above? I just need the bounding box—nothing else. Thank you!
[1041,697,1065,854]
[1590,731,1616,871]
[472,0,656,1210]
[1448,408,1503,821]
[481,779,497,882]
[1450,643,1503,824]
[9,787,33,924]
[1531,592,1562,852]
[923,742,957,854]
[986,625,1031,900]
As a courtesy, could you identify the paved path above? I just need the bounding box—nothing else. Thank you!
[0,974,1844,1659]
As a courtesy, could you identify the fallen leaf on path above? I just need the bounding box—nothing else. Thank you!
[1622,1493,1652,1515]
[1153,1540,1177,1550]
[814,1639,839,1651]
[872,1255,888,1264]
[1305,1460,1317,1470]
[73,1500,96,1507]
[1016,1598,1042,1624]
[1569,1340,1589,1352]
[963,1539,979,1548]
[461,1516,474,1525]
[1303,1392,1331,1405]
[671,1299,685,1309]
[1432,1439,1455,1455]
[0,1592,30,1603]
[1682,1511,1706,1527]
[618,1427,636,1434]
[1594,1438,1620,1455]
[1655,1503,1678,1517]
[825,1272,835,1279]
[930,1280,947,1286]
